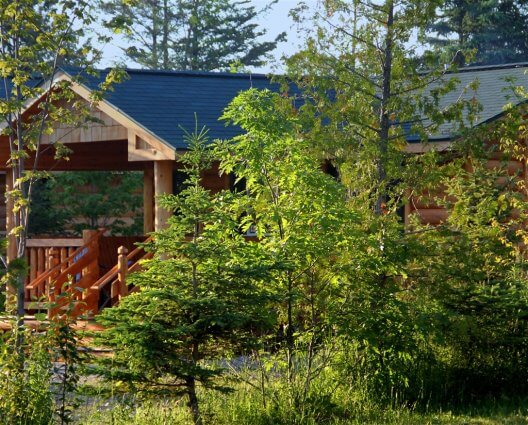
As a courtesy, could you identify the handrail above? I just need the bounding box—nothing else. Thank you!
[128,252,153,273]
[26,229,104,292]
[90,237,152,291]
[26,238,83,248]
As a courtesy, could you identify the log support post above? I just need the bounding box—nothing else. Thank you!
[154,160,173,231]
[82,229,100,283]
[144,165,155,234]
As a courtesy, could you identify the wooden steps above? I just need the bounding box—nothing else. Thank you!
[21,232,151,320]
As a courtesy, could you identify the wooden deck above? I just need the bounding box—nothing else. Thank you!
[0,316,105,332]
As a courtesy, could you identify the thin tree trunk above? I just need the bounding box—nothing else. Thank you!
[13,9,27,336]
[302,271,317,407]
[162,0,169,69]
[286,271,294,385]
[375,0,394,217]
[151,2,159,67]
[186,199,202,425]
[189,0,199,70]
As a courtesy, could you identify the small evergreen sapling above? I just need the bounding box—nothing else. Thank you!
[96,129,276,425]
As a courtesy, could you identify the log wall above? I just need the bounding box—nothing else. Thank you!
[407,157,526,226]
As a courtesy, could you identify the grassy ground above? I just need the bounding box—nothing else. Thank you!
[77,402,528,424]
[75,382,528,425]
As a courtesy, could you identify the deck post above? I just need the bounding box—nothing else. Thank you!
[82,229,100,285]
[47,248,60,318]
[143,165,155,234]
[117,246,129,299]
[154,160,173,231]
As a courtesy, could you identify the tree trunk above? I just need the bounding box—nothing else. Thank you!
[186,375,202,425]
[375,0,394,217]
[151,2,159,67]
[286,271,294,384]
[162,0,169,69]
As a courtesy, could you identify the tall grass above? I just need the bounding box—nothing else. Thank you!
[76,366,528,425]
[76,391,528,425]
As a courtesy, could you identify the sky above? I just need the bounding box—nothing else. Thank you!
[98,0,318,73]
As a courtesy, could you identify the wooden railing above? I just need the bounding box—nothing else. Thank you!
[23,232,151,319]
[24,229,104,318]
[85,238,152,316]
[26,237,84,284]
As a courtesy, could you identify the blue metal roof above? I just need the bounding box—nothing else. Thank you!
[68,68,284,150]
[12,63,527,149]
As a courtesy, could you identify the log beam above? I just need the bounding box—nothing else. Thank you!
[0,138,149,171]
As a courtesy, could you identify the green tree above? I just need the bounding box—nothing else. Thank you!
[427,0,528,66]
[402,93,528,401]
[96,131,275,425]
[102,0,285,70]
[287,0,474,217]
[281,0,479,403]
[0,0,126,336]
[218,88,356,412]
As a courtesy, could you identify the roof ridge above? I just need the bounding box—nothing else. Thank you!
[449,61,528,74]
[109,67,273,79]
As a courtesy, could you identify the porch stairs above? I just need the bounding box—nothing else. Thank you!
[23,231,152,319]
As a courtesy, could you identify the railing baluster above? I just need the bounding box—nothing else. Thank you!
[30,248,37,282]
[60,247,68,271]
[37,248,45,277]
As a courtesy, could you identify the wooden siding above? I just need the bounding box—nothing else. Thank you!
[201,161,230,193]
[40,99,127,145]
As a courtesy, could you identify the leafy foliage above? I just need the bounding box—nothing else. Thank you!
[217,88,361,413]
[0,328,53,425]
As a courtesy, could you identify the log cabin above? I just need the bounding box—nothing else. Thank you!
[2,62,528,318]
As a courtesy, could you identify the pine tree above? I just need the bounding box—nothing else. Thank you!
[102,0,285,71]
[428,0,528,66]
[96,130,276,425]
